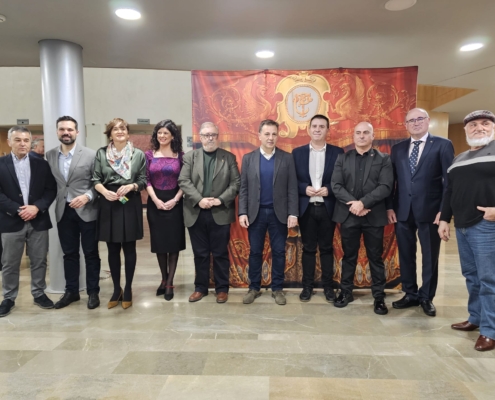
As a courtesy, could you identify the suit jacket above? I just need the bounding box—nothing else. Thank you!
[178,147,240,228]
[0,154,57,233]
[46,144,98,223]
[331,148,393,227]
[385,133,454,222]
[239,148,298,224]
[292,143,344,218]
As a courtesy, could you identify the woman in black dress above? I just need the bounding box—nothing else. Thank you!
[145,120,185,300]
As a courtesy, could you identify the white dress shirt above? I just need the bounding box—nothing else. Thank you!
[408,132,429,167]
[12,152,31,205]
[309,143,326,203]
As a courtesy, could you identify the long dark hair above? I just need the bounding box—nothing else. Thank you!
[150,119,183,154]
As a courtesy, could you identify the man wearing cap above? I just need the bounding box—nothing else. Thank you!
[438,110,495,352]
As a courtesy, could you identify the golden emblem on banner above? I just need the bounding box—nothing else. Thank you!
[276,71,331,138]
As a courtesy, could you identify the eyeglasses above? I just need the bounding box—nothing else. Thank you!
[200,134,218,139]
[406,117,428,124]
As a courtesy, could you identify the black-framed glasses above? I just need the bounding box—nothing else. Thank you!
[200,134,218,139]
[406,117,428,124]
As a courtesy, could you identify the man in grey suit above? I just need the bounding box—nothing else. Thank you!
[178,122,240,304]
[46,116,101,310]
[239,119,298,305]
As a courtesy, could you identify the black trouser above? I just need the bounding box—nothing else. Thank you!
[188,209,230,294]
[299,203,335,289]
[0,237,3,271]
[57,204,101,294]
[340,214,386,299]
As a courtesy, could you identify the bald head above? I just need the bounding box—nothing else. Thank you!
[354,121,374,153]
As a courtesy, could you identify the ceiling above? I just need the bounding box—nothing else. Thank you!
[1,0,494,123]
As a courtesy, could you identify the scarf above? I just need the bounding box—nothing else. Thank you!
[106,142,133,180]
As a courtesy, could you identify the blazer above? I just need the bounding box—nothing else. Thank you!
[331,148,393,227]
[385,133,454,222]
[46,145,98,223]
[239,148,298,224]
[292,143,344,218]
[178,147,240,228]
[0,154,57,233]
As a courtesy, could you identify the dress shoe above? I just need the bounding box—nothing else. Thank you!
[243,289,261,304]
[392,295,420,309]
[299,287,312,302]
[475,335,495,352]
[374,298,388,315]
[122,290,132,309]
[451,321,479,331]
[108,288,123,309]
[164,286,174,301]
[34,294,54,309]
[324,287,335,303]
[216,292,228,303]
[54,291,80,309]
[189,291,208,302]
[156,281,166,296]
[420,299,436,317]
[334,291,354,308]
[87,293,100,309]
[0,299,15,317]
[272,290,286,305]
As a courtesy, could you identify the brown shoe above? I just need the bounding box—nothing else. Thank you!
[216,292,228,303]
[475,335,495,352]
[451,321,479,331]
[189,291,208,302]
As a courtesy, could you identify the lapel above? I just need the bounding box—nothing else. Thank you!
[362,148,375,183]
[66,146,83,182]
[412,133,433,177]
[6,155,22,192]
[253,148,261,183]
[300,144,311,182]
[213,149,225,180]
[399,140,411,177]
[195,149,204,182]
[48,149,65,181]
[322,145,333,181]
[347,150,356,189]
[29,156,38,195]
[273,147,281,184]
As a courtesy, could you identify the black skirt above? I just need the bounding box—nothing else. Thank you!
[97,184,144,243]
[147,187,186,253]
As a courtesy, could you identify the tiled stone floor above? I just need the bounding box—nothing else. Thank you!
[0,219,494,399]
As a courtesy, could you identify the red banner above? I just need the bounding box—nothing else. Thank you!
[192,67,417,289]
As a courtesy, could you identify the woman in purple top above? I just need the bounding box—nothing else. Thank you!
[146,119,185,300]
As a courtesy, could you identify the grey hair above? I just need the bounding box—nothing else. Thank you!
[199,122,218,134]
[31,138,44,150]
[8,126,32,140]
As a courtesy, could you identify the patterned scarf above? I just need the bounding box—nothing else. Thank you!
[106,142,133,180]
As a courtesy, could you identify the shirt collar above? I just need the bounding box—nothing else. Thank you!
[59,144,77,156]
[260,147,276,157]
[11,152,29,162]
[309,143,326,152]
[410,132,429,144]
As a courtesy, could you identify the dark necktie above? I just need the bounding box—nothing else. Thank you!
[409,141,421,175]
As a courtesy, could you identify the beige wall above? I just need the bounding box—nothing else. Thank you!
[448,122,469,155]
[416,100,449,139]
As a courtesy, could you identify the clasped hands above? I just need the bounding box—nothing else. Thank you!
[199,197,222,209]
[346,200,370,217]
[306,186,328,197]
[18,205,39,221]
[103,184,135,202]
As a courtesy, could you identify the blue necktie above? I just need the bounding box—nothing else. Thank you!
[409,141,421,175]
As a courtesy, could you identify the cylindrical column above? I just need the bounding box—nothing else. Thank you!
[39,39,87,293]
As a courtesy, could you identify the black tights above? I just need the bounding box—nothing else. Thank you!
[156,252,179,290]
[107,241,137,301]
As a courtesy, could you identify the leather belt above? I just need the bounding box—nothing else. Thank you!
[310,201,324,206]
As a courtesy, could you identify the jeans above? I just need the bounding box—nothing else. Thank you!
[248,207,288,291]
[456,219,495,340]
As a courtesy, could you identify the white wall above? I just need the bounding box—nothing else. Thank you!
[0,67,193,149]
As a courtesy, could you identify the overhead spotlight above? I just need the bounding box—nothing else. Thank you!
[115,9,141,20]
[460,43,484,52]
[256,50,274,59]
[0,14,6,23]
[384,0,417,11]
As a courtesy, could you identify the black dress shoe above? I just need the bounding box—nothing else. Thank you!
[334,291,354,308]
[34,294,55,309]
[299,287,312,302]
[0,299,15,317]
[392,295,420,309]
[374,298,388,315]
[323,287,335,303]
[54,291,80,309]
[87,293,100,309]
[420,299,436,317]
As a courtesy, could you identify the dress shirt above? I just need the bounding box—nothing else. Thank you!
[407,132,429,167]
[309,143,326,203]
[354,150,369,200]
[260,147,275,160]
[12,152,31,205]
[58,144,92,202]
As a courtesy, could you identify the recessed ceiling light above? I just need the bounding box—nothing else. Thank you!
[115,9,141,20]
[256,50,274,59]
[460,43,484,52]
[0,14,6,23]
[384,0,417,11]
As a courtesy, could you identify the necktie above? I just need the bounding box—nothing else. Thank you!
[409,141,421,175]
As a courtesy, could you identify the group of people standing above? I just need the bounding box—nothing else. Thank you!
[0,107,494,352]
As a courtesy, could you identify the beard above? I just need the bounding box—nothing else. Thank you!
[59,136,76,145]
[466,131,494,147]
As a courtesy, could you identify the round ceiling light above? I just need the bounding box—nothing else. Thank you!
[460,43,484,52]
[115,9,141,20]
[0,14,7,23]
[256,50,274,59]
[384,0,417,11]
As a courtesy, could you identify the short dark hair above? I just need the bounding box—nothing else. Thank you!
[103,118,130,139]
[309,114,329,128]
[150,119,183,154]
[258,119,279,133]
[56,116,78,130]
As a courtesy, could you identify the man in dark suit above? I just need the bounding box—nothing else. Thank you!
[46,116,101,310]
[239,119,298,305]
[29,138,45,159]
[331,121,393,315]
[178,122,240,304]
[386,108,454,317]
[0,126,57,317]
[292,114,344,302]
